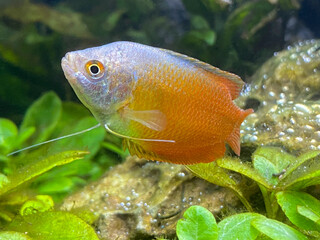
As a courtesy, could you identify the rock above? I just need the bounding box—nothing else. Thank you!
[238,40,320,153]
[61,157,239,240]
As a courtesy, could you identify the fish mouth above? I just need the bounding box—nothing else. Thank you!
[61,54,77,84]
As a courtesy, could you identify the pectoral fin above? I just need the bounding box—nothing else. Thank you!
[122,107,167,131]
[108,103,172,142]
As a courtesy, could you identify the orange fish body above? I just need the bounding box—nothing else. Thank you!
[61,41,253,164]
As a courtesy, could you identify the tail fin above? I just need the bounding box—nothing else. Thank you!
[226,108,253,156]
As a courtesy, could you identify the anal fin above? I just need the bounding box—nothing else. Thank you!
[123,139,227,165]
[123,139,160,161]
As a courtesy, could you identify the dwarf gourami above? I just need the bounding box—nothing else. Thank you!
[61,41,253,165]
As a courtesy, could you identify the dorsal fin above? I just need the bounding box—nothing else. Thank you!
[160,48,245,100]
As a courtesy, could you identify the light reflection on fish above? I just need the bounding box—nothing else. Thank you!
[61,41,253,164]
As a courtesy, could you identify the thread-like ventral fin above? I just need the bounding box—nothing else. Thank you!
[104,124,174,143]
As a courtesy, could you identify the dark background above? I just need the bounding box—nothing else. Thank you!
[0,0,319,123]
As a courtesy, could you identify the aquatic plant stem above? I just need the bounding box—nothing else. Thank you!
[259,184,279,219]
[229,186,253,212]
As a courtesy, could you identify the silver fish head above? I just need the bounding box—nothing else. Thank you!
[61,42,136,123]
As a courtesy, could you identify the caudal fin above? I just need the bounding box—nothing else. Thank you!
[227,108,253,156]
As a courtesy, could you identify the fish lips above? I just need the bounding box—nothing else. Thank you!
[61,56,77,84]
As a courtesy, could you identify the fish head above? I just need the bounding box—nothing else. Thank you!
[61,43,135,123]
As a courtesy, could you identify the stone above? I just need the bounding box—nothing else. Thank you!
[238,40,320,152]
[61,157,239,240]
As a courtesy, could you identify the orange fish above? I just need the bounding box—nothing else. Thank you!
[61,41,253,164]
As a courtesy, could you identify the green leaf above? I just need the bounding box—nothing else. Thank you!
[187,160,239,187]
[285,151,320,176]
[103,9,126,31]
[191,15,210,30]
[0,174,9,188]
[176,205,218,240]
[48,116,104,161]
[252,147,294,186]
[53,102,91,134]
[20,92,62,145]
[187,159,252,211]
[187,30,216,46]
[216,157,270,188]
[297,205,320,225]
[36,177,75,194]
[0,118,18,154]
[68,207,98,225]
[20,195,54,216]
[279,152,320,190]
[0,150,88,196]
[31,116,105,197]
[276,191,320,232]
[14,127,35,150]
[101,142,126,157]
[252,217,308,240]
[0,209,14,222]
[5,211,99,240]
[0,231,32,240]
[46,102,104,162]
[217,213,264,240]
[201,30,216,45]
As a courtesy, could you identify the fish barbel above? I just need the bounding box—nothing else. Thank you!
[61,41,253,164]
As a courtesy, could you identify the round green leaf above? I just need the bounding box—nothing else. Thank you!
[297,205,320,225]
[276,191,320,232]
[0,174,9,188]
[0,118,18,154]
[0,231,32,240]
[20,91,62,145]
[176,205,218,240]
[252,147,295,186]
[218,213,264,240]
[5,211,99,240]
[251,217,308,240]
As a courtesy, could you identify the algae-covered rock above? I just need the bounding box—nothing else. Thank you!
[238,40,320,152]
[61,157,239,240]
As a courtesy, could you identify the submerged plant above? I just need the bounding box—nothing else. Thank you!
[1,93,320,239]
[176,205,309,240]
[178,147,320,239]
[0,92,125,239]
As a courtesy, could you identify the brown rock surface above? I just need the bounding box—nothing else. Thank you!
[61,157,239,239]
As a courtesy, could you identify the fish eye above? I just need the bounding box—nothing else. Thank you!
[85,60,105,80]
